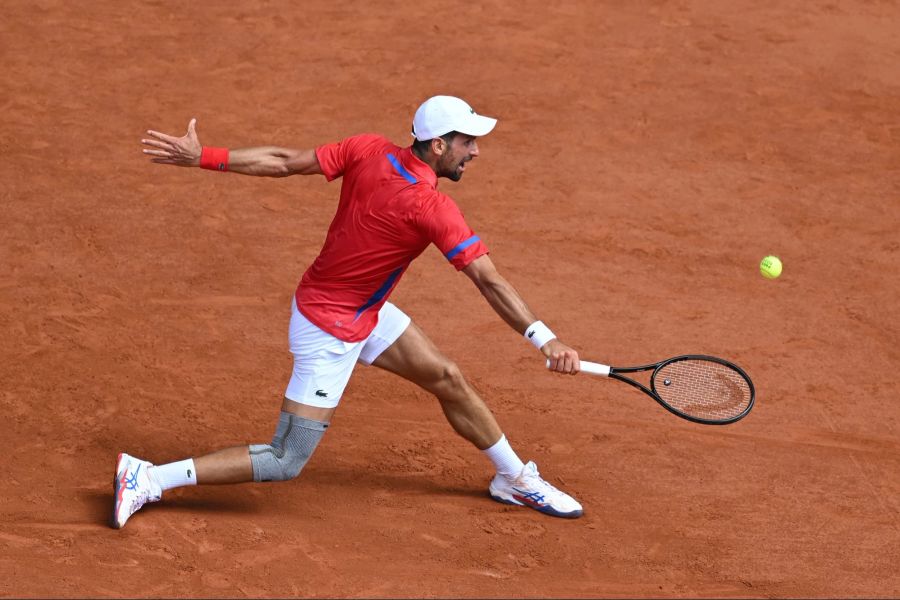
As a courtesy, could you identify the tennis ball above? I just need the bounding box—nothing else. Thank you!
[760,255,783,279]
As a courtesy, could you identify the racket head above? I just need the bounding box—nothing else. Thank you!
[648,355,755,424]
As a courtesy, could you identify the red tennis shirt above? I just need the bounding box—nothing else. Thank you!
[295,133,489,342]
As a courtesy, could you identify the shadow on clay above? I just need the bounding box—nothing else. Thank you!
[80,487,263,528]
[303,462,488,500]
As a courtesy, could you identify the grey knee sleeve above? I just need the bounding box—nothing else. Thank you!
[249,412,328,482]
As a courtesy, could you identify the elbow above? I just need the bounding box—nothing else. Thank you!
[270,163,293,177]
[258,159,293,178]
[265,149,300,177]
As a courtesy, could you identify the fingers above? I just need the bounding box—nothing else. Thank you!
[544,342,581,375]
[142,148,172,157]
[141,120,199,164]
[547,354,580,374]
[141,138,173,151]
[145,129,179,143]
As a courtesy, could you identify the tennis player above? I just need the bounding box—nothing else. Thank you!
[116,96,583,529]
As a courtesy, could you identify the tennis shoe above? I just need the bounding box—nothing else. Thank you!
[112,453,161,529]
[488,461,583,519]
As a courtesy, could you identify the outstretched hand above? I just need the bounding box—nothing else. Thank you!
[141,118,202,166]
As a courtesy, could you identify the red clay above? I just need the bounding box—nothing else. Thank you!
[2,1,899,597]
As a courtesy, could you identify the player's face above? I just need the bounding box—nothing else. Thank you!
[438,134,479,181]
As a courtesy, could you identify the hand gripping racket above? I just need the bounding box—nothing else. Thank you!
[549,355,755,425]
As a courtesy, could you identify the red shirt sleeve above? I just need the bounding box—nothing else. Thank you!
[416,191,489,270]
[315,134,390,181]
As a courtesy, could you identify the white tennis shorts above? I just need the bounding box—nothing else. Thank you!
[284,298,411,408]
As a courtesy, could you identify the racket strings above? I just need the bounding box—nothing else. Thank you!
[653,360,752,421]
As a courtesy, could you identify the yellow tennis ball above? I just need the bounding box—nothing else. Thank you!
[760,255,783,279]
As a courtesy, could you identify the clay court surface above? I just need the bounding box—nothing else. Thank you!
[2,1,899,597]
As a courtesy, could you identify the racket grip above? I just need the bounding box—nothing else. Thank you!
[545,359,611,376]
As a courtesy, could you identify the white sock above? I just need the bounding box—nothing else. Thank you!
[482,435,526,477]
[149,458,198,492]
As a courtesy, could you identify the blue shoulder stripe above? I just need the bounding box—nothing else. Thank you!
[387,153,417,184]
[445,235,481,261]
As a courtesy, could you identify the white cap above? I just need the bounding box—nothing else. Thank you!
[412,96,497,141]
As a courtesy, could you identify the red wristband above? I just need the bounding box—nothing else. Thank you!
[199,146,229,171]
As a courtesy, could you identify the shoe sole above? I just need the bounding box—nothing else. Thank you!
[488,488,584,519]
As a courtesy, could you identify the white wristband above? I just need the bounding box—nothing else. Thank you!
[524,320,556,350]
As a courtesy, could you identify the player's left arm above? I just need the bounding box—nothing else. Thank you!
[462,254,579,374]
[141,118,323,177]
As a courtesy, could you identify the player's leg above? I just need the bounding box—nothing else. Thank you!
[362,304,583,518]
[182,401,335,485]
[113,299,357,529]
[190,300,359,488]
[367,319,502,449]
[113,399,332,530]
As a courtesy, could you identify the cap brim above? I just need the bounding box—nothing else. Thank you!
[456,114,497,138]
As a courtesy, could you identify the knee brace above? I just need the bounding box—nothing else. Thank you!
[249,412,328,482]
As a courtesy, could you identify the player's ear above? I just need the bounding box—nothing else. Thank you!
[430,137,446,156]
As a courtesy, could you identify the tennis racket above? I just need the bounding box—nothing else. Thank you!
[549,354,755,425]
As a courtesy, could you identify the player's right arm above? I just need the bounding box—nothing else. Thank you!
[416,192,580,374]
[462,254,580,374]
[141,118,322,177]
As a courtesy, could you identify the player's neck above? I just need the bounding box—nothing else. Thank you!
[411,145,440,175]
